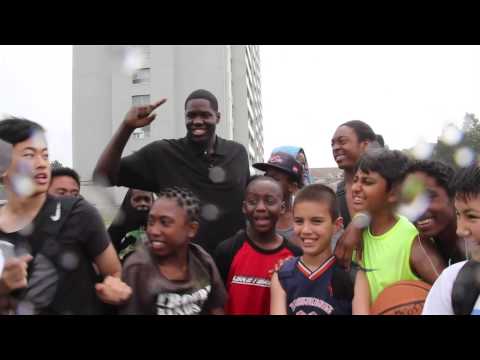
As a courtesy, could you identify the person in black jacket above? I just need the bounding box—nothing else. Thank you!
[108,188,154,261]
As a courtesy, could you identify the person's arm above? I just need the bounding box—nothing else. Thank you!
[94,244,132,305]
[270,272,288,315]
[93,99,166,186]
[334,221,364,269]
[352,270,370,315]
[410,235,447,285]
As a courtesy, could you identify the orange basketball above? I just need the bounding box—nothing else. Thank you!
[370,280,432,315]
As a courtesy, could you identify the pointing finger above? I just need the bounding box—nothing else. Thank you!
[151,98,167,111]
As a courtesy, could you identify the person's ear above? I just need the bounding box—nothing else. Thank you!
[242,201,247,215]
[216,112,221,124]
[387,183,400,204]
[360,140,371,153]
[333,216,344,233]
[188,221,199,238]
[280,201,286,215]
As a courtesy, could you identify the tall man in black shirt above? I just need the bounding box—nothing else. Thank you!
[93,89,250,254]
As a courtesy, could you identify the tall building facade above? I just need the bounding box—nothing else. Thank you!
[72,45,263,217]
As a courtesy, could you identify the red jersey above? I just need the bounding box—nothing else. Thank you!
[215,231,301,315]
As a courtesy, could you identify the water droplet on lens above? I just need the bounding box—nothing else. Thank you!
[412,140,434,160]
[123,46,146,75]
[440,124,463,146]
[0,250,5,277]
[16,300,35,315]
[352,212,371,229]
[12,174,35,197]
[59,251,80,271]
[402,176,425,203]
[201,204,220,221]
[397,192,431,222]
[209,166,226,183]
[18,223,34,237]
[454,147,475,168]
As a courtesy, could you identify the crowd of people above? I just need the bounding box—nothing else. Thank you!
[0,88,479,315]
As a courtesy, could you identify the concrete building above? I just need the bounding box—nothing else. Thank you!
[72,45,263,220]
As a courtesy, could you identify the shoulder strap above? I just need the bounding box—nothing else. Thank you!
[452,260,480,315]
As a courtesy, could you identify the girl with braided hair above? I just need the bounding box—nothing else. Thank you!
[120,187,227,315]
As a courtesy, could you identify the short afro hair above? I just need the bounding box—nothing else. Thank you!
[184,89,219,112]
[405,160,456,198]
[51,167,81,187]
[245,175,283,196]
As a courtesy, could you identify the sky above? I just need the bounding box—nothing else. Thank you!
[1,45,480,168]
[0,45,72,166]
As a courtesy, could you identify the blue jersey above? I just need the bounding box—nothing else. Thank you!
[278,256,354,315]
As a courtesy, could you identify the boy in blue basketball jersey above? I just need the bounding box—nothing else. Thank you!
[270,184,370,315]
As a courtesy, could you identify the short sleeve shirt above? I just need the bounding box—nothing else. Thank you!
[116,136,250,255]
[0,195,110,314]
[422,261,467,315]
[120,243,227,315]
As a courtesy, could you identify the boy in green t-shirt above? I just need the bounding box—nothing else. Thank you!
[348,149,445,302]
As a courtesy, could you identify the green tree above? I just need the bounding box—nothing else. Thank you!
[432,113,480,169]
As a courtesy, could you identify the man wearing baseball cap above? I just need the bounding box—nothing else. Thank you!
[253,151,304,246]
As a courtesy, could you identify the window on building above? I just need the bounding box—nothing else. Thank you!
[132,95,151,139]
[132,68,151,84]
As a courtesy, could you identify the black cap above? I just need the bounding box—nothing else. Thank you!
[253,151,303,183]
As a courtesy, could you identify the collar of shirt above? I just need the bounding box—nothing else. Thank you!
[184,136,227,161]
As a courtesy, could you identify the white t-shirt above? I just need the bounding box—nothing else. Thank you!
[422,261,467,315]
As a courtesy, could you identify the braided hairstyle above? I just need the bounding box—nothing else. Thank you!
[157,187,201,223]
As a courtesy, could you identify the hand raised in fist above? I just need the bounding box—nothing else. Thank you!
[95,275,132,305]
[123,98,167,130]
[0,255,33,295]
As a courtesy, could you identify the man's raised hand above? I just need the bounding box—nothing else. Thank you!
[123,98,167,129]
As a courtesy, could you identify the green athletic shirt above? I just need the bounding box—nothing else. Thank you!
[358,215,420,303]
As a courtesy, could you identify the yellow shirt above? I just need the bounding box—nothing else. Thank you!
[360,215,420,303]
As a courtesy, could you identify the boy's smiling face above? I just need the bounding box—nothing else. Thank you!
[455,195,480,260]
[352,169,396,215]
[293,200,341,256]
[146,198,198,257]
[243,178,285,234]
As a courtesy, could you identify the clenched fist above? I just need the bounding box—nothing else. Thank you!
[0,255,33,295]
[123,98,167,130]
[95,275,132,305]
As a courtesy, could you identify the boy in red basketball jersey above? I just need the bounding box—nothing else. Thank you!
[214,176,302,315]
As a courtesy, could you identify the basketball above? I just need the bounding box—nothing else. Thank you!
[370,280,432,315]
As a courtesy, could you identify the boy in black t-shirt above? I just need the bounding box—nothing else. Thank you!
[0,117,131,314]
